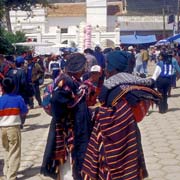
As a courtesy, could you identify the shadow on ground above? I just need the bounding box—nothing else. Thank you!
[167,108,180,112]
[18,166,41,180]
[26,113,41,119]
[169,94,180,98]
[0,159,4,176]
[21,124,49,132]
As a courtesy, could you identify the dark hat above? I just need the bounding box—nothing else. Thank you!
[5,55,15,62]
[26,55,33,61]
[84,48,94,55]
[106,50,128,72]
[159,51,168,59]
[167,50,173,55]
[95,46,101,52]
[65,53,86,73]
[103,47,113,54]
[2,77,15,93]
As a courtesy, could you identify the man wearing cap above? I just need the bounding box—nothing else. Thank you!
[26,55,44,108]
[48,54,61,80]
[83,65,103,107]
[7,56,29,128]
[152,50,180,113]
[127,46,136,74]
[7,56,28,96]
[141,47,149,75]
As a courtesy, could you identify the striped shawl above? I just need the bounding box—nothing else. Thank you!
[82,74,161,180]
[82,98,148,180]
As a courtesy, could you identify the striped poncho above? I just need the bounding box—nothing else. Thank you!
[82,73,161,180]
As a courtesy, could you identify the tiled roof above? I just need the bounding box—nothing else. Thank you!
[47,2,123,17]
[47,3,86,17]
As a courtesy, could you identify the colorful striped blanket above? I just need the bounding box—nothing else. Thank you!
[82,98,148,180]
[82,76,161,180]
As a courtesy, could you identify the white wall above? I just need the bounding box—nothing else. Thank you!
[86,8,107,28]
[86,0,107,29]
[86,0,107,7]
[47,17,85,33]
[118,15,175,31]
[118,16,165,22]
[10,8,47,33]
[107,16,117,32]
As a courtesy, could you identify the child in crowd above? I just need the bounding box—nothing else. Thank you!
[83,65,102,107]
[0,77,28,180]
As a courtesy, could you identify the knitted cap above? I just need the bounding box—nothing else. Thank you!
[65,53,86,73]
[106,51,128,73]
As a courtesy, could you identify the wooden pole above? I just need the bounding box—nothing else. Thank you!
[163,8,166,38]
[177,0,180,33]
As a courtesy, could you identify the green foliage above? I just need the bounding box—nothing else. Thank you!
[0,28,14,54]
[4,0,48,11]
[0,0,4,21]
[0,28,29,55]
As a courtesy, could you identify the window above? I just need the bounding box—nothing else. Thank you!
[61,28,68,33]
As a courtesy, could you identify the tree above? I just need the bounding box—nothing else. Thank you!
[0,0,4,25]
[0,28,15,54]
[2,0,48,32]
[0,28,29,55]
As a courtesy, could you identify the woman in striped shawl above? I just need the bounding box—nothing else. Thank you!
[41,53,93,180]
[81,50,161,180]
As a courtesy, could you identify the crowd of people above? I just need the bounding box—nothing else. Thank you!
[0,43,180,180]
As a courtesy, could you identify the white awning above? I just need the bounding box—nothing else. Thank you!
[13,42,55,47]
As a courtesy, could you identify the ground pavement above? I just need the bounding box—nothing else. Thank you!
[1,63,180,180]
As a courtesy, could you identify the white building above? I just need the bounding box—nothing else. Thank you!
[10,0,125,50]
[10,0,177,49]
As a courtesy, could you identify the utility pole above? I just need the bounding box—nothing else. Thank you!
[177,0,180,33]
[163,7,166,38]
